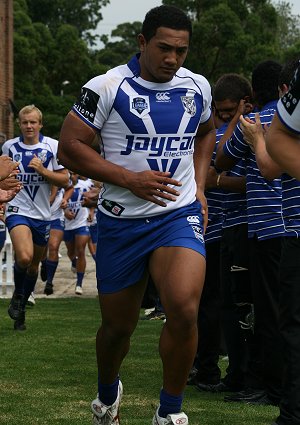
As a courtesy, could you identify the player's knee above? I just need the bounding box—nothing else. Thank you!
[16,253,33,269]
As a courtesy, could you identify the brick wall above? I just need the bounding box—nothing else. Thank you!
[0,0,14,143]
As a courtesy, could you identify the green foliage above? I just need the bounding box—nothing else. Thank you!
[12,0,300,138]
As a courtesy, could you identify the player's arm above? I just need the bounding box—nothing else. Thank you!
[28,156,69,188]
[240,113,282,180]
[59,111,182,207]
[266,113,300,180]
[194,115,216,231]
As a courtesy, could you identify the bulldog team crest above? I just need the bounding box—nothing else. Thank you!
[130,95,150,118]
[181,96,196,116]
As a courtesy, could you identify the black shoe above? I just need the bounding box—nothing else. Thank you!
[195,381,219,392]
[40,263,47,282]
[247,393,278,406]
[44,282,53,295]
[14,310,26,331]
[187,366,198,385]
[8,293,24,320]
[209,381,243,393]
[224,389,265,402]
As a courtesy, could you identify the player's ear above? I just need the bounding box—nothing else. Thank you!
[138,34,146,52]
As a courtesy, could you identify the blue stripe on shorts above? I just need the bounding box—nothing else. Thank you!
[96,201,206,294]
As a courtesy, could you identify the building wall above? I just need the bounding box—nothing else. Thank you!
[0,0,14,143]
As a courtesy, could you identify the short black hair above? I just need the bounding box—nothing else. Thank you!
[141,5,192,42]
[278,58,300,89]
[251,60,282,108]
[213,73,252,103]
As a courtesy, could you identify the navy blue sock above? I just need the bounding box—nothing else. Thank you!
[76,272,84,287]
[98,376,119,406]
[22,274,38,307]
[158,389,183,418]
[71,257,77,268]
[41,258,47,268]
[46,260,58,284]
[13,263,27,295]
[92,253,96,262]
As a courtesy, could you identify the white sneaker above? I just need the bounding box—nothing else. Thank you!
[27,293,36,306]
[91,381,123,424]
[152,407,188,425]
[75,286,83,295]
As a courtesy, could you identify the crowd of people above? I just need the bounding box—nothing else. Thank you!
[0,4,300,425]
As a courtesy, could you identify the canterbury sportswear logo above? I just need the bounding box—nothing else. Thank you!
[156,92,171,102]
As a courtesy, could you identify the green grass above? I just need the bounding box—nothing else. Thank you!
[0,298,278,424]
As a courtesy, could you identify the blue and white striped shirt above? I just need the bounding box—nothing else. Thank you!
[281,174,300,237]
[223,101,284,240]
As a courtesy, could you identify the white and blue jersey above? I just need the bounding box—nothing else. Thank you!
[2,135,64,221]
[65,178,94,231]
[51,188,65,221]
[72,54,212,219]
[277,62,300,134]
[222,102,284,240]
[216,123,248,229]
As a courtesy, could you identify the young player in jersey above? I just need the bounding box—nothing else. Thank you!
[59,5,215,425]
[64,173,93,295]
[42,182,74,295]
[2,105,69,330]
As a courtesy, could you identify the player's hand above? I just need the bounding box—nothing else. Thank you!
[128,170,182,207]
[28,154,45,174]
[0,156,19,180]
[0,186,22,203]
[0,171,22,191]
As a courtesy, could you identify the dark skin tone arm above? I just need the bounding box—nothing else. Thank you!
[58,112,182,207]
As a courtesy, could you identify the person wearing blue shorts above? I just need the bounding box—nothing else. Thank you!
[2,105,69,330]
[58,5,215,425]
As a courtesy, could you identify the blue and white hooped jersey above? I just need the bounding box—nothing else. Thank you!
[64,178,94,231]
[223,102,285,240]
[72,54,212,218]
[277,62,300,134]
[2,135,64,221]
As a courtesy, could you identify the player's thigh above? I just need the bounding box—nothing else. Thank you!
[99,272,148,335]
[74,234,89,255]
[10,225,34,263]
[48,228,64,252]
[149,246,206,315]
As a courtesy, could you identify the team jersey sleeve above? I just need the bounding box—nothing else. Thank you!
[223,121,250,160]
[276,63,300,134]
[72,74,116,131]
[197,75,212,124]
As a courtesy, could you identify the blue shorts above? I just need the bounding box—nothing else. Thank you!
[64,226,90,242]
[96,201,206,294]
[6,215,51,246]
[0,230,6,250]
[50,218,64,232]
[89,223,98,244]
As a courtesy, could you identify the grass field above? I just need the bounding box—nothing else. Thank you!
[0,297,278,424]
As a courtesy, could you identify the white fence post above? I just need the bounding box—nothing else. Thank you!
[0,228,14,297]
